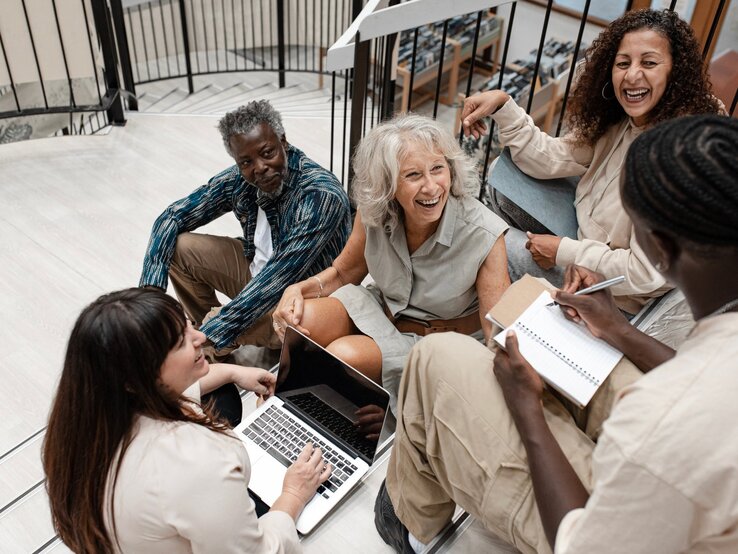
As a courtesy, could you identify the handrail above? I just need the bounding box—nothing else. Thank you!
[359,0,507,40]
[326,0,387,71]
[327,0,509,71]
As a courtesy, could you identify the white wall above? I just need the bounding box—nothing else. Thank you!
[0,0,99,87]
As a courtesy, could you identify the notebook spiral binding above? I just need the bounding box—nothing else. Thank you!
[516,322,600,386]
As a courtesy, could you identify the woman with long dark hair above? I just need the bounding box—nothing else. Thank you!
[43,288,329,553]
[462,8,722,315]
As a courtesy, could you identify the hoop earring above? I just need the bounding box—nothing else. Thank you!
[601,81,615,100]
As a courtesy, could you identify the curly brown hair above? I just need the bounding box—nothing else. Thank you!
[565,9,721,147]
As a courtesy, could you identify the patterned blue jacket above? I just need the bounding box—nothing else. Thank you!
[140,145,351,348]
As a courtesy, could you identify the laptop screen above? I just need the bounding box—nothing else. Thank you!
[276,327,391,464]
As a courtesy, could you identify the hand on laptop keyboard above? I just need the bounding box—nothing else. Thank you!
[271,443,332,521]
[283,443,332,502]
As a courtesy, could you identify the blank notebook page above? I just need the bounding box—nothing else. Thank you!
[493,291,623,406]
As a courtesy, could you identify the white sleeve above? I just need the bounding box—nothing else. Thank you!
[182,381,201,402]
[555,230,666,297]
[555,439,695,554]
[492,98,592,179]
[160,427,302,554]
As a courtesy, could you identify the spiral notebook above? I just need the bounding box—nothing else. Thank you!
[492,291,623,407]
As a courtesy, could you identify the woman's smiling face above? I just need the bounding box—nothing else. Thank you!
[158,321,209,397]
[394,142,451,230]
[611,28,673,127]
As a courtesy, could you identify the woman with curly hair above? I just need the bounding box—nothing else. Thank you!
[43,288,330,553]
[462,8,723,315]
[272,113,510,403]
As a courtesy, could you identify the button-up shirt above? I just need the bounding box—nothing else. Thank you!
[140,145,351,348]
[364,194,507,321]
[556,312,738,553]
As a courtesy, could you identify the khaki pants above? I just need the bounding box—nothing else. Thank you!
[169,232,281,352]
[385,333,641,554]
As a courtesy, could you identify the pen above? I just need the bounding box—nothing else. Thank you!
[546,275,626,307]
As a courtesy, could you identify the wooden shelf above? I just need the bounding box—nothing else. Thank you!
[395,16,503,112]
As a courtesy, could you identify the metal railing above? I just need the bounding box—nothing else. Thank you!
[329,0,737,196]
[0,0,126,136]
[114,0,364,96]
[2,0,734,154]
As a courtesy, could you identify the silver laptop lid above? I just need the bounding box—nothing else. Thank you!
[276,326,391,464]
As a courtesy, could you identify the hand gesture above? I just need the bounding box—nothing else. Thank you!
[525,232,561,269]
[553,265,628,340]
[282,443,332,507]
[493,331,544,418]
[461,90,510,139]
[230,366,276,400]
[273,284,310,341]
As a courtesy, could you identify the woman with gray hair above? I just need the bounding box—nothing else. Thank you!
[272,113,510,403]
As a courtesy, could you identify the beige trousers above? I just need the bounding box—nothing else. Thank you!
[169,232,281,352]
[385,333,641,554]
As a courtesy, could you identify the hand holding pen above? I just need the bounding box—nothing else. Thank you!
[546,275,626,307]
[550,266,630,339]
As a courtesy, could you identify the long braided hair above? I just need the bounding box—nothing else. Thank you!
[622,115,738,250]
[566,9,721,147]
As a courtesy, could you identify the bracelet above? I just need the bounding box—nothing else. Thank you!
[310,275,324,298]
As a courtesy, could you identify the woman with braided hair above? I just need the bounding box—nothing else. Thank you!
[375,114,738,554]
[462,8,723,315]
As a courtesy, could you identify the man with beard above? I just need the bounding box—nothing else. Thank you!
[140,100,351,359]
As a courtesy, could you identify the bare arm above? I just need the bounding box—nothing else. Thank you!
[475,235,511,340]
[273,211,369,337]
[198,363,276,398]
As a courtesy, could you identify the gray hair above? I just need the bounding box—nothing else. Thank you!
[351,113,478,228]
[218,100,285,156]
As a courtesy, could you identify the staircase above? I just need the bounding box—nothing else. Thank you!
[134,71,354,118]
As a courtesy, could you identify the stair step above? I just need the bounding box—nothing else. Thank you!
[199,84,303,115]
[183,83,259,113]
[135,91,161,111]
[168,84,224,113]
[143,88,190,112]
[203,85,326,114]
[269,89,332,108]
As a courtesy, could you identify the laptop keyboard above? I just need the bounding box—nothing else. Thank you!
[288,392,377,459]
[244,405,359,499]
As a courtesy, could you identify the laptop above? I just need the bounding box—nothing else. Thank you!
[234,326,392,534]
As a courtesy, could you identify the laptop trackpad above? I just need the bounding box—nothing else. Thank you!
[250,455,287,506]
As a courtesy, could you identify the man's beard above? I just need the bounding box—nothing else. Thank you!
[259,182,284,199]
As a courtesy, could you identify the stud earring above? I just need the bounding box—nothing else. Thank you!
[601,81,615,100]
[655,261,667,272]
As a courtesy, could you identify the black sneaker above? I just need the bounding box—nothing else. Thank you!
[374,480,415,553]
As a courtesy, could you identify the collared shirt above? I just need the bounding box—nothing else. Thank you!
[140,145,351,348]
[104,382,302,553]
[364,194,508,321]
[492,98,671,314]
[555,312,738,553]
